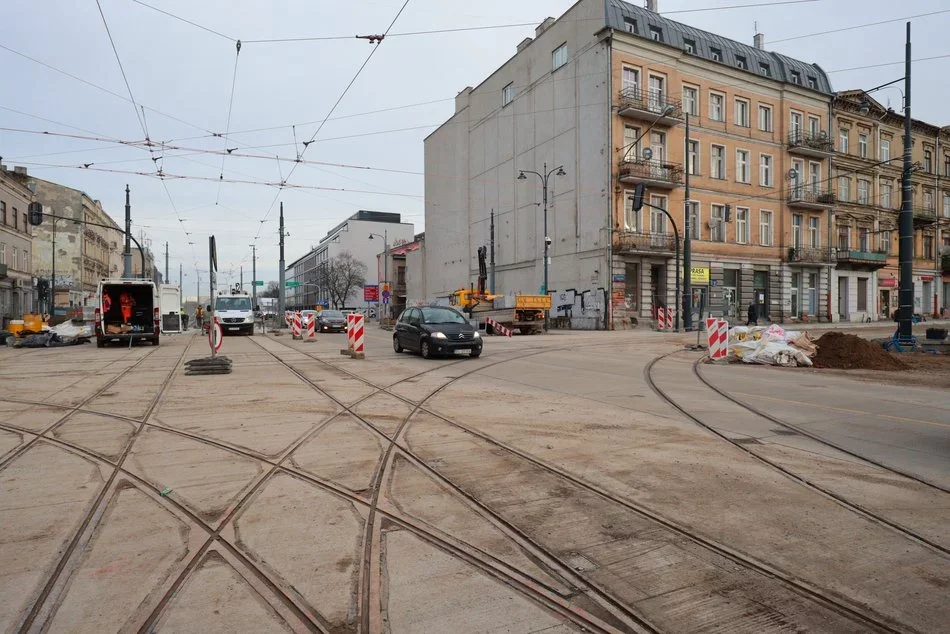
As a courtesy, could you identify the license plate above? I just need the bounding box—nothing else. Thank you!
[227,327,239,331]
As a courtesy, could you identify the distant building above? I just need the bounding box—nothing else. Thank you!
[285,210,414,309]
[0,166,34,325]
[4,166,123,309]
[378,232,425,317]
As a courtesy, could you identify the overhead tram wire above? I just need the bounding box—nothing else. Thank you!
[129,0,237,42]
[771,9,950,44]
[216,40,243,205]
[252,0,413,241]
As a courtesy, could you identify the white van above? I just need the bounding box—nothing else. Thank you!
[212,291,256,335]
[95,279,160,347]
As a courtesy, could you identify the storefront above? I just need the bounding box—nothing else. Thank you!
[878,275,897,319]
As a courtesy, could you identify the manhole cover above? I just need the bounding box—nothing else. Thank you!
[564,553,598,572]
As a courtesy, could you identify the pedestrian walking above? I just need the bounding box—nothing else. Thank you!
[746,303,758,326]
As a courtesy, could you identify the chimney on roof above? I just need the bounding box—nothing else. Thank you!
[13,166,27,176]
[535,17,555,37]
[753,32,765,50]
[516,37,533,53]
[646,0,658,12]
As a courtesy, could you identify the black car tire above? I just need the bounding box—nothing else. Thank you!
[421,339,432,359]
[96,339,105,348]
[470,347,482,358]
[393,336,403,353]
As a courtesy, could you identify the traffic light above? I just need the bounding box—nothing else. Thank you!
[28,202,43,225]
[632,183,646,212]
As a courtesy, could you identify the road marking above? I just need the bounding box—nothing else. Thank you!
[732,392,950,429]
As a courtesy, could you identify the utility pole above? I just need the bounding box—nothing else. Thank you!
[490,209,496,294]
[682,113,692,332]
[123,185,131,278]
[164,241,169,284]
[517,163,566,331]
[278,202,286,322]
[240,265,243,292]
[196,270,201,308]
[383,229,388,321]
[250,243,257,308]
[897,21,914,341]
[51,214,56,314]
[179,262,183,287]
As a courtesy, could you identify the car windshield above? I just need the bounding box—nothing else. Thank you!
[321,310,344,319]
[421,307,466,324]
[215,297,252,311]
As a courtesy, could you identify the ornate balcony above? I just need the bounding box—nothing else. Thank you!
[787,187,835,209]
[614,231,677,255]
[787,130,834,158]
[835,249,888,270]
[618,159,683,189]
[913,207,937,227]
[785,247,835,265]
[617,88,683,125]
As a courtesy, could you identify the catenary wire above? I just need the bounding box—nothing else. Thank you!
[771,9,950,44]
[216,40,243,204]
[130,0,237,42]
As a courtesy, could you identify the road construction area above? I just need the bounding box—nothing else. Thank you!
[1,325,948,633]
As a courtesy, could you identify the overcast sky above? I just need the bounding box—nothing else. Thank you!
[2,0,947,291]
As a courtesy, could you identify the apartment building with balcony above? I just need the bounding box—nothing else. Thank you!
[831,92,950,320]
[424,0,837,327]
[0,166,34,327]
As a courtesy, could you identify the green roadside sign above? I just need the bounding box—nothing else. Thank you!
[286,281,301,288]
[253,280,264,286]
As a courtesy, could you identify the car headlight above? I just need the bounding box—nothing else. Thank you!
[472,331,480,338]
[431,331,447,339]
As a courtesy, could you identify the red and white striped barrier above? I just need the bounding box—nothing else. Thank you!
[485,317,512,338]
[304,313,316,342]
[656,307,675,331]
[346,314,356,351]
[292,311,302,339]
[284,311,291,327]
[350,314,365,358]
[705,317,729,361]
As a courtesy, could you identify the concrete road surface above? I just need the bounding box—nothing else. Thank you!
[0,325,948,633]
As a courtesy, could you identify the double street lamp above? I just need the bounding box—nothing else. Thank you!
[368,231,388,321]
[517,163,566,330]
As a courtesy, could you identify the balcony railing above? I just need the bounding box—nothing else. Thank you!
[618,159,684,187]
[787,130,834,156]
[786,247,835,263]
[615,231,677,253]
[787,188,835,207]
[617,87,683,122]
[835,249,888,268]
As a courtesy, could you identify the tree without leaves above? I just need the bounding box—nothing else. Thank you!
[321,251,366,308]
[261,281,280,298]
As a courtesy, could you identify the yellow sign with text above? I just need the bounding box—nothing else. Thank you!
[690,267,710,284]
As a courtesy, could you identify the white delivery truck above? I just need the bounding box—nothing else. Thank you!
[159,284,182,334]
[211,290,256,335]
[95,279,161,347]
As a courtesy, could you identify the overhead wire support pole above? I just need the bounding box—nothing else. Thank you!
[898,21,914,341]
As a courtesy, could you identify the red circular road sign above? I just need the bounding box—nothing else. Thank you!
[208,318,223,353]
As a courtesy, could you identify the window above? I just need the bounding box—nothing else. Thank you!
[13,208,18,230]
[710,204,725,241]
[759,154,773,187]
[710,47,722,61]
[759,210,773,246]
[735,55,747,70]
[622,125,641,161]
[790,70,801,84]
[22,250,28,271]
[649,195,667,235]
[502,82,514,106]
[858,133,868,158]
[759,62,770,77]
[735,208,749,243]
[649,130,666,164]
[808,217,820,248]
[881,182,892,208]
[808,116,820,136]
[687,201,701,240]
[792,215,803,248]
[0,243,4,265]
[735,98,750,127]
[879,231,890,254]
[923,235,934,259]
[623,17,637,33]
[711,144,726,179]
[687,140,700,175]
[649,26,662,42]
[12,248,17,271]
[858,179,870,205]
[943,192,950,218]
[622,66,639,93]
[839,129,849,153]
[709,92,724,121]
[758,104,772,131]
[859,227,870,252]
[945,154,950,177]
[0,201,5,224]
[924,190,933,211]
[682,85,698,116]
[807,76,817,90]
[684,38,695,54]
[623,191,640,231]
[808,162,821,194]
[880,139,890,161]
[838,225,850,250]
[647,75,665,111]
[790,111,803,134]
[552,43,568,70]
[857,278,868,312]
[22,213,26,232]
[924,149,933,173]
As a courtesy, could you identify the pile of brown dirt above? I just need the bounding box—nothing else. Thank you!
[813,332,908,370]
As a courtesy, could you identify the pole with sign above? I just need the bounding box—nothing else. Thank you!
[209,235,217,357]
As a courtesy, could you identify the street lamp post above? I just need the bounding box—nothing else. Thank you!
[517,163,566,330]
[369,230,388,321]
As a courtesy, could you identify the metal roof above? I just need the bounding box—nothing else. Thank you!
[605,0,833,94]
